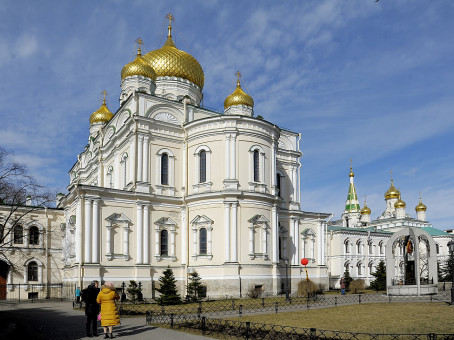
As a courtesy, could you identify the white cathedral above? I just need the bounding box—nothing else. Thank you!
[0,16,452,300]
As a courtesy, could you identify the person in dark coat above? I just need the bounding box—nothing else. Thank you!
[82,280,100,337]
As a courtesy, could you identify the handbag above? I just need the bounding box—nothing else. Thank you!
[97,313,101,321]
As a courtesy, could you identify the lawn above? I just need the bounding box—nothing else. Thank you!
[227,302,454,334]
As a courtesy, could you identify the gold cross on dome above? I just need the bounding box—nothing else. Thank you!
[136,37,143,54]
[165,13,175,36]
[236,71,241,86]
[349,159,352,170]
[101,90,107,105]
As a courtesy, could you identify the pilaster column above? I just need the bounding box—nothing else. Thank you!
[192,226,198,257]
[292,167,297,201]
[224,203,231,262]
[84,199,92,263]
[170,227,175,257]
[271,205,278,263]
[230,135,236,179]
[143,205,149,264]
[260,151,265,183]
[106,224,112,257]
[75,199,82,263]
[271,139,276,194]
[231,202,238,262]
[114,152,120,189]
[137,135,143,181]
[123,222,130,259]
[136,204,143,264]
[248,224,254,255]
[143,136,149,182]
[225,135,231,179]
[154,228,160,258]
[180,210,187,265]
[129,137,135,185]
[92,199,99,263]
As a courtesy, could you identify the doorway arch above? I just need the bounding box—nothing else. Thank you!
[0,260,9,299]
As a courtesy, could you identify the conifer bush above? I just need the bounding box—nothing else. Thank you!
[156,266,182,305]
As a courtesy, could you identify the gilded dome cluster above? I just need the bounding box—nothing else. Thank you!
[89,96,113,125]
[121,46,156,81]
[415,196,427,212]
[224,76,254,109]
[394,194,406,208]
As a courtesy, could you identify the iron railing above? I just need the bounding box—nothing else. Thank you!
[0,283,75,303]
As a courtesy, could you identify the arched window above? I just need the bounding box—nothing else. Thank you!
[107,166,114,189]
[28,261,38,281]
[0,224,4,242]
[253,150,260,182]
[161,153,169,185]
[160,230,168,256]
[29,226,39,245]
[436,243,440,254]
[344,239,350,254]
[276,173,281,197]
[121,153,128,188]
[199,228,207,255]
[199,150,206,183]
[14,225,23,244]
[379,241,384,255]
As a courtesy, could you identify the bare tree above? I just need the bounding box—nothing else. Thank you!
[0,147,55,249]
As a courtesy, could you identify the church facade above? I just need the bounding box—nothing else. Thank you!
[3,17,330,299]
[327,167,453,289]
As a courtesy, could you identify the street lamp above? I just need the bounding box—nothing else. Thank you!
[285,258,290,300]
[121,281,126,302]
[447,239,454,305]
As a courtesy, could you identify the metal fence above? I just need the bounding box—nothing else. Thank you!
[119,292,450,317]
[146,313,454,340]
[0,283,75,303]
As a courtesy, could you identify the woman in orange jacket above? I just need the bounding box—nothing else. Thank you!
[96,282,120,338]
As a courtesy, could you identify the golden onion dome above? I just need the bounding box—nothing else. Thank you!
[89,96,113,125]
[394,195,406,208]
[121,45,156,81]
[224,74,254,109]
[385,179,400,199]
[142,18,204,89]
[349,167,354,178]
[415,196,427,212]
[360,197,371,215]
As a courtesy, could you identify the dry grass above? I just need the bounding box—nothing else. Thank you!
[228,302,454,334]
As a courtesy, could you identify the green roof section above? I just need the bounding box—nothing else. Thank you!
[327,225,393,234]
[345,182,360,212]
[420,226,450,236]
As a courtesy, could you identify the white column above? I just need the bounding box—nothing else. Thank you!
[271,205,278,263]
[260,152,265,183]
[84,199,92,263]
[75,199,82,263]
[292,167,297,201]
[170,228,175,257]
[297,164,301,203]
[230,135,236,179]
[114,152,120,189]
[271,140,276,194]
[225,135,230,179]
[136,204,143,264]
[143,136,149,182]
[154,228,160,257]
[192,226,198,257]
[137,135,143,181]
[224,203,230,262]
[231,202,238,262]
[123,223,130,258]
[249,225,254,255]
[207,226,213,255]
[92,199,99,263]
[289,219,295,265]
[129,137,135,184]
[180,210,187,265]
[143,205,149,264]
[106,224,112,257]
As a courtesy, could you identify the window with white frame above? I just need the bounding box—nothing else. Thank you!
[191,215,213,259]
[28,261,38,281]
[193,146,211,192]
[200,150,206,183]
[357,261,363,276]
[14,225,23,244]
[357,240,363,254]
[156,149,175,195]
[344,239,351,254]
[154,217,177,261]
[161,153,169,185]
[302,228,316,260]
[249,145,265,184]
[29,226,39,245]
[247,215,270,259]
[24,258,43,284]
[379,240,384,254]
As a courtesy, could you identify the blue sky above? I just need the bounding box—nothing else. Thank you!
[0,1,453,230]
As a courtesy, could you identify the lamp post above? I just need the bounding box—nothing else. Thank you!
[138,281,143,301]
[121,281,126,302]
[447,239,454,305]
[285,258,290,300]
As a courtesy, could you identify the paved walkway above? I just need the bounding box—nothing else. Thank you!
[0,301,212,340]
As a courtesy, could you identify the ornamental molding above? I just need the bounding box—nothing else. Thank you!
[153,112,179,125]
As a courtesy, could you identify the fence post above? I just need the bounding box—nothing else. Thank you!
[335,296,337,307]
[18,284,21,303]
[246,321,251,340]
[201,316,206,335]
[262,297,265,307]
[170,313,174,328]
[427,333,437,340]
[310,328,317,340]
[161,306,165,314]
[239,304,243,316]
[32,284,34,303]
[389,295,391,303]
[359,295,361,304]
[306,294,310,308]
[275,302,279,313]
[232,300,235,310]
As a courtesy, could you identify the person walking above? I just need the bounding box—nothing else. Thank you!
[82,280,100,337]
[75,286,82,304]
[97,281,120,338]
[340,277,346,295]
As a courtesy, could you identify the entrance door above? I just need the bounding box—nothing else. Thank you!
[0,261,9,299]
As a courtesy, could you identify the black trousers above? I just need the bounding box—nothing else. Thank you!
[86,314,98,334]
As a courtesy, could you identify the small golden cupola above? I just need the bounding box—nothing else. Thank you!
[415,195,427,212]
[361,198,371,215]
[385,178,400,200]
[394,193,406,208]
[224,72,254,116]
[89,91,113,125]
[121,40,156,82]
